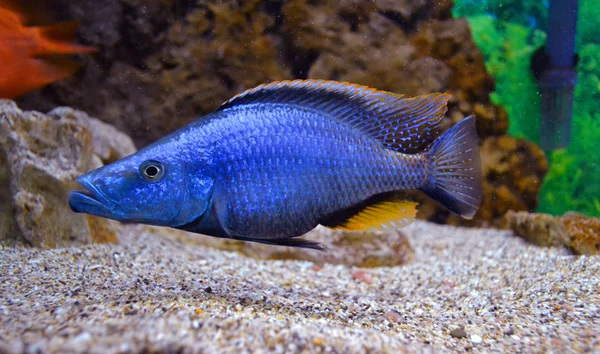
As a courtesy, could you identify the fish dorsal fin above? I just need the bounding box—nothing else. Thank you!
[320,193,419,231]
[218,79,450,153]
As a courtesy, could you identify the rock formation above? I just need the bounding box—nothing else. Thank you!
[0,101,135,248]
[506,211,600,255]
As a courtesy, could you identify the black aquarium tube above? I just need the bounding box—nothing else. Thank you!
[538,0,579,150]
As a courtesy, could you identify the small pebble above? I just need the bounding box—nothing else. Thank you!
[72,332,91,345]
[352,270,372,284]
[450,328,468,338]
[471,335,483,344]
[442,280,456,288]
[384,310,402,323]
[204,287,212,293]
[433,242,448,250]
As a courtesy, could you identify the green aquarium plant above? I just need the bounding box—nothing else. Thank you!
[453,0,548,30]
[463,15,545,143]
[453,0,600,217]
[539,44,600,216]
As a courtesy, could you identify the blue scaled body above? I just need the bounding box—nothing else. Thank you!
[69,80,483,249]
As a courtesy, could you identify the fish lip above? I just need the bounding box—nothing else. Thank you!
[69,176,115,212]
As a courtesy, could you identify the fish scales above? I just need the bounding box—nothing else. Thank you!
[204,104,427,238]
[69,79,482,249]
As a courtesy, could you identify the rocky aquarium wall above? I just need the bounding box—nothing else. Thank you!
[15,0,548,228]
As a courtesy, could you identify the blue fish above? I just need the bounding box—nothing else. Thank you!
[69,80,482,250]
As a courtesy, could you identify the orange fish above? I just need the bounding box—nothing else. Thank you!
[0,1,96,99]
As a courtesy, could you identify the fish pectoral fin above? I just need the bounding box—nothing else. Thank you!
[217,79,450,153]
[320,193,418,231]
[233,236,326,251]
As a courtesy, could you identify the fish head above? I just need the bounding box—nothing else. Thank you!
[69,146,214,227]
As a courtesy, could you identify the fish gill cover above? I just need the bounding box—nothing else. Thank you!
[453,0,600,217]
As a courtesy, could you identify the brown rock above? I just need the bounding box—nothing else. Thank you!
[48,107,136,164]
[450,328,468,339]
[505,211,600,255]
[0,101,131,248]
[84,215,119,244]
[505,211,568,248]
[560,213,600,255]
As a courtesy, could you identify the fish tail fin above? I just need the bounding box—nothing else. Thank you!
[419,116,482,219]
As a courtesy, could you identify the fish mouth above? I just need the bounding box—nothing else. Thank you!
[68,177,114,214]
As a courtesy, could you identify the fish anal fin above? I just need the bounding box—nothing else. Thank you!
[218,79,450,153]
[34,56,81,80]
[321,194,418,231]
[234,236,326,251]
[36,21,97,55]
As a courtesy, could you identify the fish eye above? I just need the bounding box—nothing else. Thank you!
[140,160,165,182]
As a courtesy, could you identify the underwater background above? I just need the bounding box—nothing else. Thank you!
[2,1,600,353]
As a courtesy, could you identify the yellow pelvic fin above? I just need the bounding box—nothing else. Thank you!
[325,199,418,232]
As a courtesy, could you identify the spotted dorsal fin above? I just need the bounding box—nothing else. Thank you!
[320,193,419,231]
[218,79,450,153]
